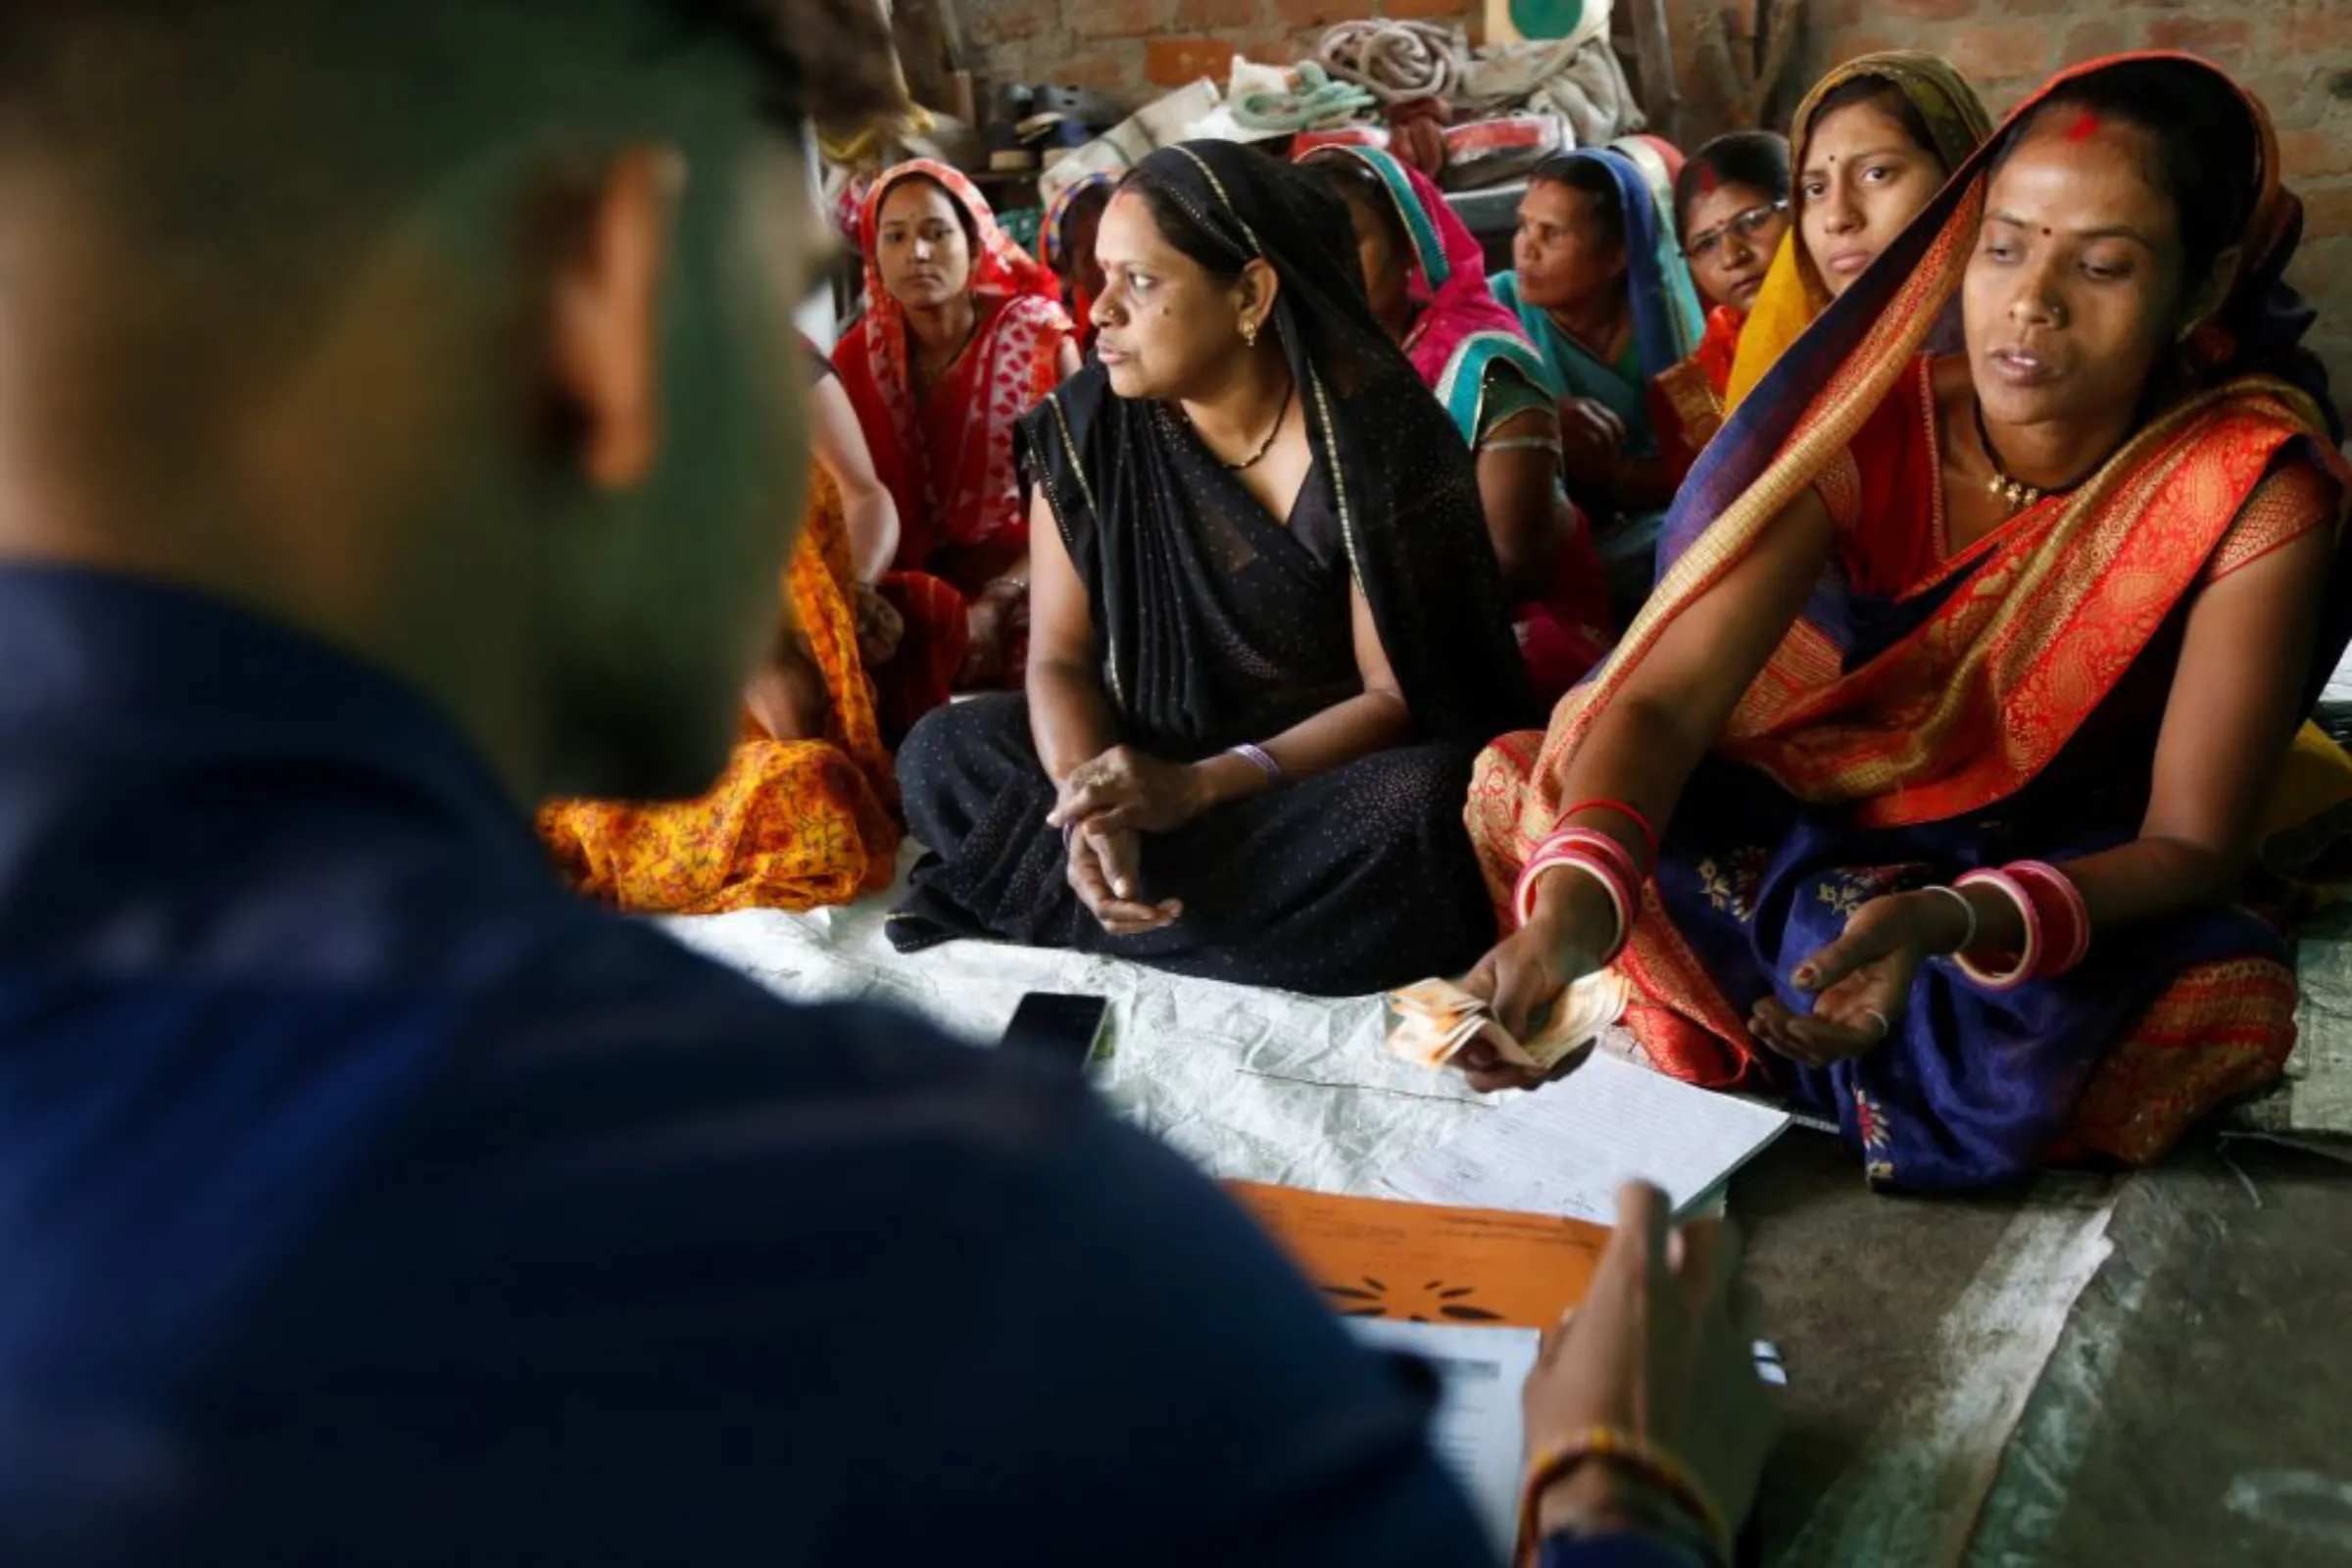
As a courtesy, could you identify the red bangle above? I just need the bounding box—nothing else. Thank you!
[1560,798,1660,865]
[2008,860,2090,977]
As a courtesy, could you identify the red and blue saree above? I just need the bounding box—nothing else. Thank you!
[1470,55,2352,1190]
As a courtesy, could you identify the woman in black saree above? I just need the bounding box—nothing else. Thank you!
[890,141,1535,996]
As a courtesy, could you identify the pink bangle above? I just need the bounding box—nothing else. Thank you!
[1513,850,1632,963]
[1532,827,1642,895]
[1559,798,1661,865]
[2009,860,2090,976]
[1951,868,2041,990]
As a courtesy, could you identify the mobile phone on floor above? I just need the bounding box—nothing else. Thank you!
[1000,992,1111,1071]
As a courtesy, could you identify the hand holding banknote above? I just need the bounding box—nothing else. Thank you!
[1385,970,1628,1086]
[1453,867,1627,1091]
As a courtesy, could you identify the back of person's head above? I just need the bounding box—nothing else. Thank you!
[1675,131,1791,241]
[0,0,895,803]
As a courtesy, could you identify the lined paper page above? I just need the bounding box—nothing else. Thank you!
[1380,1053,1793,1223]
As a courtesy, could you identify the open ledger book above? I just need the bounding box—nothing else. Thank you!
[1228,1183,1604,1552]
[1229,1061,1791,1547]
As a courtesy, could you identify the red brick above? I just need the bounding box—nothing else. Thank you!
[1381,0,1477,18]
[1170,0,1269,28]
[1871,0,1976,19]
[1276,0,1372,29]
[1044,52,1135,93]
[2142,16,2252,56]
[974,0,1058,42]
[1073,0,1169,39]
[1147,35,1241,86]
[2281,127,2352,181]
[1241,31,1312,63]
[2276,6,2352,60]
[1824,34,1903,68]
[2061,21,2132,63]
[1941,24,2054,87]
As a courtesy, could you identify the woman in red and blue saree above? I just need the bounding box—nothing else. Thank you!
[1453,55,2352,1192]
[890,143,1535,997]
[1301,146,1614,702]
[1493,147,1705,623]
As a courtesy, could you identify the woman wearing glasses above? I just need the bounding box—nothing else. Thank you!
[1650,132,1790,480]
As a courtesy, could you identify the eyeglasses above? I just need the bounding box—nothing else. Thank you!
[1684,200,1788,262]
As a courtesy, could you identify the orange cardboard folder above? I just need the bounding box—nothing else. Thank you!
[1228,1181,1608,1330]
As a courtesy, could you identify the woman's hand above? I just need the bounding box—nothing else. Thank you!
[1557,397,1629,487]
[1520,1182,1777,1546]
[1066,820,1182,936]
[853,583,904,667]
[1048,745,1211,838]
[959,589,1016,687]
[1750,890,1958,1068]
[1454,870,1621,1094]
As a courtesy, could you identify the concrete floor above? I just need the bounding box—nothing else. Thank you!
[1730,1131,2352,1566]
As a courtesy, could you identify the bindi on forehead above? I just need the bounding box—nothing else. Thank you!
[2064,109,2102,143]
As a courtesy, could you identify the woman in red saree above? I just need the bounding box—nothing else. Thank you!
[1454,55,2351,1192]
[1648,132,1790,482]
[835,161,1079,739]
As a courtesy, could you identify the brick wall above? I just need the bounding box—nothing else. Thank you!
[956,0,2352,407]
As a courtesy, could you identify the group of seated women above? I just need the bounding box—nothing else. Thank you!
[541,50,2352,1197]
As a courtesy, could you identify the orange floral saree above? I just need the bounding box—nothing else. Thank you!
[1471,54,2352,1190]
[538,466,901,914]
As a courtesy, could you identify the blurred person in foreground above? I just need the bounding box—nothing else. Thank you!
[0,2,1771,1564]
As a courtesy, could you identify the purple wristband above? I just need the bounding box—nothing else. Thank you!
[1227,743,1283,782]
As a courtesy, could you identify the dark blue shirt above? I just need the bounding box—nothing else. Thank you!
[0,566,1693,1568]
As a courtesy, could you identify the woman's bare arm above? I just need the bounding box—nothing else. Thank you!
[1522,487,1835,924]
[807,370,901,581]
[1024,490,1117,784]
[1985,468,2336,944]
[1478,407,1568,603]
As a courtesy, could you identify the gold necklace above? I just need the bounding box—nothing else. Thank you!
[1973,398,2121,513]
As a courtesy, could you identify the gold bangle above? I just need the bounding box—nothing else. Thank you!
[1516,1426,1730,1567]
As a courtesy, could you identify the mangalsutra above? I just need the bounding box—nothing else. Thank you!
[1973,398,2121,513]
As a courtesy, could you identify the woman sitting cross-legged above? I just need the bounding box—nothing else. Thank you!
[1456,55,2352,1192]
[890,142,1535,997]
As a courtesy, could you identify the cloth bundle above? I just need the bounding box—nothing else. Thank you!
[1315,11,1642,153]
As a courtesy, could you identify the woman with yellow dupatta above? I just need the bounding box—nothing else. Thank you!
[1721,52,1992,414]
[1454,56,2352,1192]
[538,453,902,915]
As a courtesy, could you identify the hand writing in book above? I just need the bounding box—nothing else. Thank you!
[1519,1182,1778,1549]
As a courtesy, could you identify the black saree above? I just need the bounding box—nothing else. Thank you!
[889,141,1534,997]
